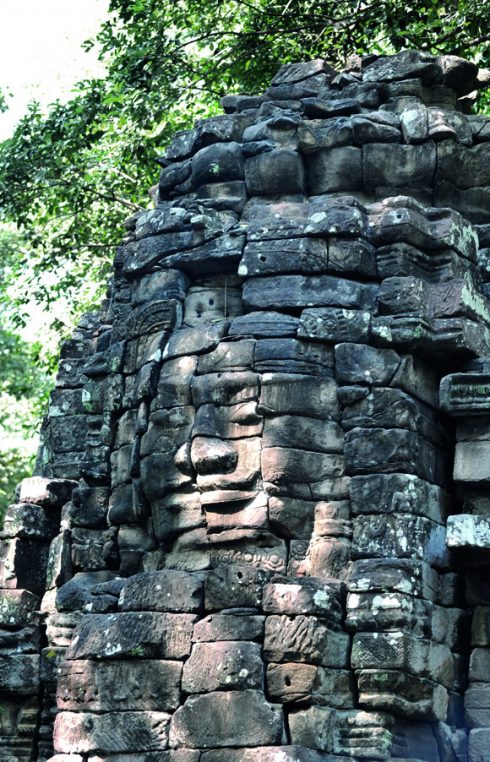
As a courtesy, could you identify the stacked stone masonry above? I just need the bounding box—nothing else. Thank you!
[6,49,490,760]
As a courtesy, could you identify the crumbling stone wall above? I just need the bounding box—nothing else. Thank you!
[3,49,490,761]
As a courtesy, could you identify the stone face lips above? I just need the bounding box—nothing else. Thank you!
[7,48,490,762]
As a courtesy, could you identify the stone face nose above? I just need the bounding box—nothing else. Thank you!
[190,436,238,474]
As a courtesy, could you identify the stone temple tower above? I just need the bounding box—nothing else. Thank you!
[3,49,490,761]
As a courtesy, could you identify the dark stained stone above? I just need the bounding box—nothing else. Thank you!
[169,691,285,748]
[305,147,363,194]
[57,659,182,712]
[244,149,305,196]
[65,613,196,660]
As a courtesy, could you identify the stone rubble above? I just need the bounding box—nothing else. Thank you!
[3,48,490,760]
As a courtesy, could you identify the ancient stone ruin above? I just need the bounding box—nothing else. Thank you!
[5,48,490,761]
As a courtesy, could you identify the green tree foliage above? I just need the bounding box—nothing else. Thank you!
[0,230,53,516]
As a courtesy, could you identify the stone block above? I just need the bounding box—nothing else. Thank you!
[254,338,334,375]
[87,753,199,762]
[363,142,436,195]
[54,711,171,754]
[40,645,66,688]
[205,565,272,610]
[17,476,76,507]
[305,195,368,238]
[352,115,401,145]
[229,311,299,338]
[305,147,362,194]
[351,631,453,687]
[258,374,338,419]
[335,343,401,385]
[271,59,335,85]
[169,691,285,748]
[436,140,490,189]
[332,710,393,760]
[46,610,83,647]
[346,590,438,637]
[0,589,40,627]
[197,339,255,374]
[71,484,108,528]
[204,492,269,533]
[465,684,490,728]
[376,241,467,281]
[356,669,449,720]
[182,640,263,692]
[200,748,340,762]
[191,371,258,410]
[288,534,351,581]
[0,623,41,653]
[447,514,490,549]
[192,430,261,491]
[191,142,244,188]
[348,558,438,601]
[344,428,446,485]
[0,502,58,541]
[244,149,304,195]
[299,308,371,344]
[266,663,354,707]
[328,238,376,277]
[264,615,349,667]
[192,613,264,642]
[238,238,328,277]
[262,578,343,625]
[197,180,248,214]
[118,570,203,613]
[469,648,490,681]
[151,492,205,541]
[49,415,89,453]
[56,571,119,612]
[352,513,448,567]
[163,324,227,363]
[288,706,334,751]
[0,537,49,595]
[349,473,448,522]
[454,442,490,482]
[71,527,110,571]
[341,388,447,447]
[130,267,188,305]
[140,452,191,501]
[390,719,440,761]
[183,282,243,327]
[298,117,352,154]
[472,607,490,647]
[261,447,344,486]
[65,613,196,660]
[0,654,40,694]
[57,660,182,712]
[268,496,316,539]
[243,274,362,311]
[468,728,490,761]
[441,371,490,417]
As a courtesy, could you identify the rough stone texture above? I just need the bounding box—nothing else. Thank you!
[169,691,285,747]
[6,49,490,761]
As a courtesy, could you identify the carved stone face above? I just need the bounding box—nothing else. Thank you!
[138,309,346,575]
